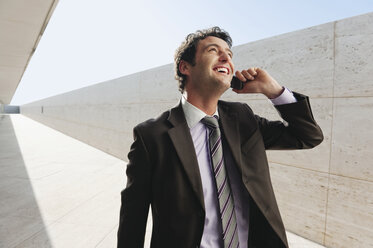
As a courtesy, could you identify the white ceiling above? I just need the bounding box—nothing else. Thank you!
[0,0,58,104]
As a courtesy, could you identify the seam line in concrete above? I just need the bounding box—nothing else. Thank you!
[94,225,118,248]
[13,185,109,247]
[322,20,336,246]
[269,161,373,183]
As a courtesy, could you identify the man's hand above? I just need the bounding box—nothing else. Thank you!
[233,67,284,99]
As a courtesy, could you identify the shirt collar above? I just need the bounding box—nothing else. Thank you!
[181,95,219,129]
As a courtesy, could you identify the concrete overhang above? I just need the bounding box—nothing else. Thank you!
[0,0,58,104]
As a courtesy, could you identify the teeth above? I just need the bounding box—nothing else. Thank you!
[216,67,228,73]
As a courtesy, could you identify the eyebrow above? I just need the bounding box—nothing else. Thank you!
[205,43,233,56]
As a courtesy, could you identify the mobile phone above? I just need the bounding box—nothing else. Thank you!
[230,76,244,90]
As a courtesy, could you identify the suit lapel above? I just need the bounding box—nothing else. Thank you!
[218,102,243,174]
[167,103,205,211]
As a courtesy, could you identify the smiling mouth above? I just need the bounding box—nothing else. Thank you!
[213,67,229,74]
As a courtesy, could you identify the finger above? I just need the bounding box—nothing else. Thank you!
[235,71,247,82]
[242,70,255,80]
[247,67,258,76]
[256,67,266,75]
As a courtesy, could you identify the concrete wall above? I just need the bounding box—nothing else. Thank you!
[21,12,373,248]
[21,64,180,160]
[1,105,20,113]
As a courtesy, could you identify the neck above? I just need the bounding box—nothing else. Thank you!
[183,91,219,116]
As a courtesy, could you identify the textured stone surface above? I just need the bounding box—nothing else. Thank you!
[287,232,326,248]
[0,214,51,248]
[334,12,373,97]
[14,222,113,248]
[270,163,329,244]
[138,64,179,103]
[330,97,373,181]
[227,22,334,100]
[325,175,373,248]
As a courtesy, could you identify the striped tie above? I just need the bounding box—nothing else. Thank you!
[202,116,239,248]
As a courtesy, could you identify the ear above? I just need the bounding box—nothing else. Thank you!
[179,60,191,76]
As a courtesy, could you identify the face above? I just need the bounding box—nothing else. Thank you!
[185,36,234,95]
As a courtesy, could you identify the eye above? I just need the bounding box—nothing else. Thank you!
[208,47,218,53]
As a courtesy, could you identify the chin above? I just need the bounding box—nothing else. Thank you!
[207,77,230,92]
[214,80,230,93]
[221,78,231,89]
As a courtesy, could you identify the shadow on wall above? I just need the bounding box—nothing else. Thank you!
[0,115,51,247]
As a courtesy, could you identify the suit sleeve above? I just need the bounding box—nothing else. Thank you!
[254,92,324,150]
[117,126,151,247]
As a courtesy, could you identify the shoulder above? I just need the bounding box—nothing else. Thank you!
[134,109,172,135]
[218,99,254,115]
[131,105,181,154]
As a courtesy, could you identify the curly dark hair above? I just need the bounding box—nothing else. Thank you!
[174,27,232,93]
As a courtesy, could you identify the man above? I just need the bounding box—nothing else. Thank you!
[117,27,323,248]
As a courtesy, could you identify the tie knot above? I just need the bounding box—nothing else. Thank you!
[201,116,219,129]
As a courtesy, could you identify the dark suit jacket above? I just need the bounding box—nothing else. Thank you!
[117,92,323,248]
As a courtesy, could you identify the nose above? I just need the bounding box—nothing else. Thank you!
[218,50,234,72]
[219,51,230,62]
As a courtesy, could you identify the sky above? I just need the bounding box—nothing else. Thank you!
[10,0,373,105]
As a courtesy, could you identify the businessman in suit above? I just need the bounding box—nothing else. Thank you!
[117,27,323,248]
